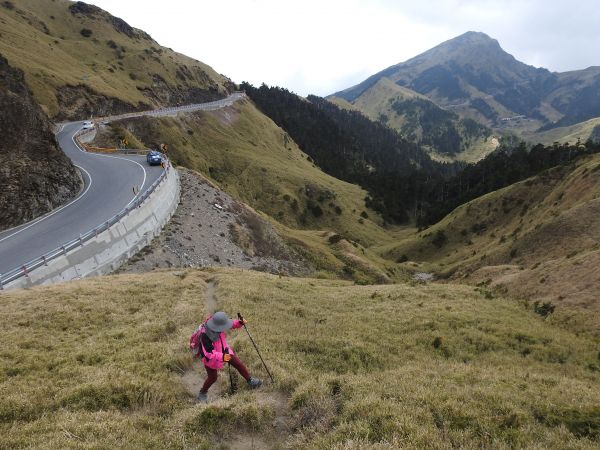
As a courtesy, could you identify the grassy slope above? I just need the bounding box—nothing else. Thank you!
[0,0,230,116]
[377,154,600,335]
[525,117,600,146]
[0,0,405,283]
[99,100,405,283]
[426,136,499,164]
[0,269,598,448]
[327,96,357,111]
[333,77,496,163]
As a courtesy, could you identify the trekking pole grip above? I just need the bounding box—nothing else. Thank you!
[237,312,244,323]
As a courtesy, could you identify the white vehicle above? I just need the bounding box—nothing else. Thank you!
[82,121,94,130]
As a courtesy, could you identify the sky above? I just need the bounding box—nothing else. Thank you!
[88,0,600,97]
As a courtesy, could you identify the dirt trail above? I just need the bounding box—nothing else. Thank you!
[180,279,292,449]
[205,279,218,313]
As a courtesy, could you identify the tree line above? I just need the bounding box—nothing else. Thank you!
[242,83,600,227]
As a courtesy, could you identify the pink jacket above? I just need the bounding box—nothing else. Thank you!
[198,318,243,370]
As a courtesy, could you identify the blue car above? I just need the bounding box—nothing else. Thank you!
[146,150,162,166]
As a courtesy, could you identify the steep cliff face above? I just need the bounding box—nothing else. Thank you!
[0,55,81,231]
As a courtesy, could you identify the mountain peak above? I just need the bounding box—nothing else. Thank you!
[418,31,503,60]
[454,31,494,41]
[449,31,499,47]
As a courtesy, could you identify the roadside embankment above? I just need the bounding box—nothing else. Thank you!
[4,166,180,289]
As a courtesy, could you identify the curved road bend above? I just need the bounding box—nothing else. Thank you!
[0,121,163,276]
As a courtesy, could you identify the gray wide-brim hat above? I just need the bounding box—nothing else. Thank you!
[206,311,233,332]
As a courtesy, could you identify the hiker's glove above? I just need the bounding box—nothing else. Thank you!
[223,354,231,362]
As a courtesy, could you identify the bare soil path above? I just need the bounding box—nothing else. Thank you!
[180,279,292,449]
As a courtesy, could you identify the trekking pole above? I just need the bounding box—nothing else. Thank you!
[227,360,236,394]
[238,313,275,383]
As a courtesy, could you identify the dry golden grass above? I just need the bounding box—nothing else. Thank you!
[0,0,230,116]
[1,269,598,448]
[377,154,600,335]
[525,117,600,146]
[98,100,408,283]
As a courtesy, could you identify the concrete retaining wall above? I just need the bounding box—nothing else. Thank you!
[6,167,180,288]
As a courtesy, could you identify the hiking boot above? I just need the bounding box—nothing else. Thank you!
[247,377,262,389]
[197,391,209,403]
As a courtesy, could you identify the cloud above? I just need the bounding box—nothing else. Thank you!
[88,0,600,95]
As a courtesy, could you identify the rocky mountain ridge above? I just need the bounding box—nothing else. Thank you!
[333,32,600,132]
[0,0,235,119]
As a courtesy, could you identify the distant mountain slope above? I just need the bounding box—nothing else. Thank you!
[241,82,449,224]
[0,54,80,231]
[0,0,234,118]
[525,117,600,145]
[377,152,600,334]
[331,77,495,161]
[332,31,600,132]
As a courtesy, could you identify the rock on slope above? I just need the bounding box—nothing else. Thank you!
[0,54,81,231]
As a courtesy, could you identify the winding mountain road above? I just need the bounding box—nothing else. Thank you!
[0,122,163,277]
[0,93,245,281]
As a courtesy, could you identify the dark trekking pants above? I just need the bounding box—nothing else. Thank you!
[200,354,251,393]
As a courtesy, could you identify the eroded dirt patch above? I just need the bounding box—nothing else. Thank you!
[181,278,293,449]
[119,169,311,275]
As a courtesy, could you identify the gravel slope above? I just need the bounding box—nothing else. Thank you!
[119,169,311,276]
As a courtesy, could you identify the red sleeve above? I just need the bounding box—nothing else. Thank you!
[232,319,243,329]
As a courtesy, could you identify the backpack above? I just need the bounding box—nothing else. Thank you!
[189,325,205,358]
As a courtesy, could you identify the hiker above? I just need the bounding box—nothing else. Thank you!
[191,311,262,403]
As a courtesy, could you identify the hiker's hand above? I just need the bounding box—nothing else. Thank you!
[241,318,248,325]
[223,354,231,362]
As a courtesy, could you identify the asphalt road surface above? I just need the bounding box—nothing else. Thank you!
[0,122,163,276]
[0,93,245,280]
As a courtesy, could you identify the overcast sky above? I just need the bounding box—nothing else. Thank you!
[88,0,600,97]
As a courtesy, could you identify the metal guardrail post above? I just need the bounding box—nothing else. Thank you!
[3,106,187,285]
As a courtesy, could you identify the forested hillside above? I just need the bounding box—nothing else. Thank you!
[330,77,494,161]
[244,83,600,227]
[242,82,445,223]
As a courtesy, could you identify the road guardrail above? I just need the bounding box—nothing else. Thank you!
[0,91,246,289]
[0,158,170,289]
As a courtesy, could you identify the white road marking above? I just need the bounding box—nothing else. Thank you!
[0,165,93,245]
[1,95,242,252]
[69,127,148,201]
[0,126,150,245]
